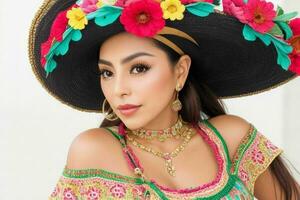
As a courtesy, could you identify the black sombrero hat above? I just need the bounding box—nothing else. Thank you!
[28,0,300,113]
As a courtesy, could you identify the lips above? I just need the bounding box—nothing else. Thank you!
[117,104,141,110]
[117,105,141,116]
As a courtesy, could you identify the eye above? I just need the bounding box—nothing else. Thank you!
[99,69,112,79]
[130,62,151,74]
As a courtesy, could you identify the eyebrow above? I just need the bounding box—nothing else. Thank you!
[98,52,155,67]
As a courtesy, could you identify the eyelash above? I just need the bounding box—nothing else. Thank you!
[98,62,151,79]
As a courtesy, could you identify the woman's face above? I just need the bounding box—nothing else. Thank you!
[98,32,190,130]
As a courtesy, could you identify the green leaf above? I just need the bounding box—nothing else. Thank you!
[186,2,215,17]
[276,5,284,16]
[274,11,298,22]
[268,24,284,37]
[276,21,293,40]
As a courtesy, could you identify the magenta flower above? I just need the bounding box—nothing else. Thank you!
[223,0,247,23]
[119,0,165,37]
[80,0,98,13]
[243,0,276,33]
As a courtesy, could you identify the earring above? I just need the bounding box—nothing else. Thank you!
[172,83,182,112]
[102,98,119,121]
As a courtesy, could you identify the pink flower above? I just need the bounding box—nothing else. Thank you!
[50,186,60,197]
[251,149,265,164]
[288,18,300,75]
[180,0,213,4]
[63,188,77,200]
[86,187,101,200]
[223,0,247,23]
[81,0,98,13]
[119,0,165,37]
[264,140,278,150]
[239,168,249,182]
[109,183,127,198]
[243,0,276,33]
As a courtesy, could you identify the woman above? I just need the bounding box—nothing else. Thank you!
[29,0,300,199]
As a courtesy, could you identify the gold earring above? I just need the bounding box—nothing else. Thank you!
[102,98,119,121]
[172,83,182,112]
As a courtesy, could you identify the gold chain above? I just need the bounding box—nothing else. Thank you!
[125,115,188,142]
[126,125,195,177]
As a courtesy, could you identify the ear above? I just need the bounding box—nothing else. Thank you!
[174,54,191,88]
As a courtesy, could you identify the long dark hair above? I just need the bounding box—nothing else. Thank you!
[99,38,300,199]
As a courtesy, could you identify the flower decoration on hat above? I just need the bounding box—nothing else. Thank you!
[287,18,300,74]
[67,7,88,29]
[161,0,185,21]
[119,0,165,37]
[223,0,299,74]
[40,0,216,76]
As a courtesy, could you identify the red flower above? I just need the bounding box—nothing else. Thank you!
[288,50,300,74]
[119,0,165,37]
[50,10,69,41]
[288,18,300,75]
[289,18,300,36]
[40,5,76,67]
[243,0,276,33]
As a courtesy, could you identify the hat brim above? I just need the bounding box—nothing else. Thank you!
[29,0,298,113]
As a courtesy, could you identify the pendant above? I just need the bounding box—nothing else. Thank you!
[163,153,176,177]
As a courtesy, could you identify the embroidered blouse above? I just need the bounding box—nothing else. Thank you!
[48,119,283,200]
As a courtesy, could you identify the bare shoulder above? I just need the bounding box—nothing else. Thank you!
[66,126,130,172]
[207,114,251,160]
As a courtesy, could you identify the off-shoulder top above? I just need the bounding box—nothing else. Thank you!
[48,119,283,200]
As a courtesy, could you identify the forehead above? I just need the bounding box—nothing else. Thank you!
[99,32,159,56]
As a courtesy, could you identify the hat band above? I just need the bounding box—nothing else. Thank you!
[154,26,199,55]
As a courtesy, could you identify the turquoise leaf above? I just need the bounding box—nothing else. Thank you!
[276,21,293,40]
[242,25,256,41]
[274,11,298,22]
[45,57,57,75]
[88,5,122,27]
[242,25,293,70]
[186,2,215,17]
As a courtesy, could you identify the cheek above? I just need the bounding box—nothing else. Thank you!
[136,67,174,105]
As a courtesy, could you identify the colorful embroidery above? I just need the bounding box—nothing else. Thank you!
[230,127,283,194]
[49,121,281,199]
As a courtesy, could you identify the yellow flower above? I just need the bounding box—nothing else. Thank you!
[160,0,185,21]
[66,7,88,30]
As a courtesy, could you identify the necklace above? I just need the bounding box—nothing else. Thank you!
[126,125,195,177]
[126,115,187,142]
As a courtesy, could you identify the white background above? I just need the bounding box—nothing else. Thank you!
[0,0,299,199]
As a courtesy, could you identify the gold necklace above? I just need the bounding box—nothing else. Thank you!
[126,115,187,142]
[126,125,195,177]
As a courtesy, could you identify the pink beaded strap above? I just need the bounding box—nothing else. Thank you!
[118,122,145,173]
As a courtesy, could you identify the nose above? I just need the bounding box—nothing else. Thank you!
[113,71,131,97]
